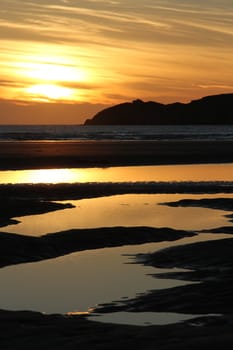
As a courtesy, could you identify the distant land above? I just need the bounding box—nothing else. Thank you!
[84,93,233,125]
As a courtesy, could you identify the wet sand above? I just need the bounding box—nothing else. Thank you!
[0,227,195,268]
[0,140,233,169]
[0,182,233,202]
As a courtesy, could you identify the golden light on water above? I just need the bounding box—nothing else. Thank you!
[1,164,233,185]
[0,168,85,184]
[31,169,76,183]
[12,169,79,184]
[2,193,233,236]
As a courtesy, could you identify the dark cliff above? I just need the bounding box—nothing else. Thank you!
[84,94,233,125]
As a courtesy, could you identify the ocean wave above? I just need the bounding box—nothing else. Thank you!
[0,125,233,141]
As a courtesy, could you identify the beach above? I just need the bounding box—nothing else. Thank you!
[0,140,233,169]
[1,140,233,349]
[1,0,232,345]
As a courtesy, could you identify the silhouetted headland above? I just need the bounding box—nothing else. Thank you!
[84,93,233,125]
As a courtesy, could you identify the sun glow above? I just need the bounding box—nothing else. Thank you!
[24,62,86,82]
[2,164,233,185]
[17,57,89,101]
[26,84,74,100]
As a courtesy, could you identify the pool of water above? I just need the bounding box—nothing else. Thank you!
[0,234,228,325]
[88,311,220,326]
[2,193,233,236]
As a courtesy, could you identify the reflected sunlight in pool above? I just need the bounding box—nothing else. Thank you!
[0,163,233,184]
[1,193,233,236]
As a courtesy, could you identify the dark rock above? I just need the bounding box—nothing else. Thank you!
[84,93,233,125]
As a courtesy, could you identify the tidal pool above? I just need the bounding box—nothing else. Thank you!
[89,312,220,326]
[0,234,228,326]
[2,193,233,236]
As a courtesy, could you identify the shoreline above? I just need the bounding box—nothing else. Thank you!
[0,140,233,169]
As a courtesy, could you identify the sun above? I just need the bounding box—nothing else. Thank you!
[19,58,88,101]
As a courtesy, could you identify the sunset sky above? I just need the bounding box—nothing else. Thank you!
[0,0,233,124]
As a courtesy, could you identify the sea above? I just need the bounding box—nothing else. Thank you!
[0,124,233,141]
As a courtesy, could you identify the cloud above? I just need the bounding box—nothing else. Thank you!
[1,0,232,48]
[60,81,99,90]
[196,84,233,90]
[0,0,232,105]
[103,92,131,101]
[0,79,26,88]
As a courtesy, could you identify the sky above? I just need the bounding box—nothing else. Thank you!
[0,0,233,124]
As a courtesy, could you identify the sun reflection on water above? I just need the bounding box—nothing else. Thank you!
[0,164,233,184]
[13,169,80,184]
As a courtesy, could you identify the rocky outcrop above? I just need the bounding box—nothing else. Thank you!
[84,94,233,125]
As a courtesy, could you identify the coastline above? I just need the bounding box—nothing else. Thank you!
[0,140,233,169]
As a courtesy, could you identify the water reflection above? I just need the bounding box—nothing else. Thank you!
[0,168,79,184]
[2,193,233,236]
[89,311,218,326]
[0,163,233,184]
[0,244,187,314]
[0,234,228,317]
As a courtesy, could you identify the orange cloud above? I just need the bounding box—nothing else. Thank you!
[0,0,232,114]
